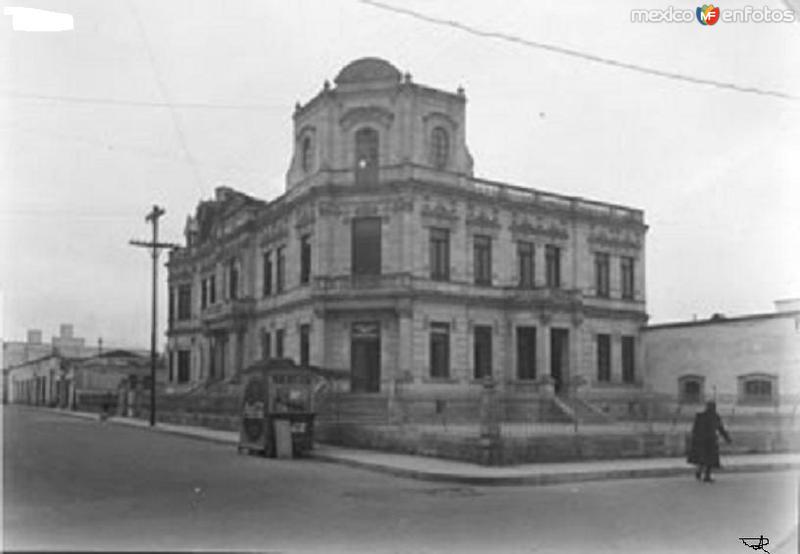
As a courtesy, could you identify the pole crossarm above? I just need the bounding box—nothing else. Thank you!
[129,240,181,250]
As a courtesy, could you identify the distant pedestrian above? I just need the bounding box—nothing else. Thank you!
[687,401,732,482]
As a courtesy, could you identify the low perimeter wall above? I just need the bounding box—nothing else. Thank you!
[316,422,800,466]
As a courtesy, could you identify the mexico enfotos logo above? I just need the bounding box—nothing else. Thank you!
[631,4,797,23]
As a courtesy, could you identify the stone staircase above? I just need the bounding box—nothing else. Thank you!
[552,395,615,424]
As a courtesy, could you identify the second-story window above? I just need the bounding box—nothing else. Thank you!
[201,278,208,310]
[228,260,239,300]
[209,274,216,304]
[595,252,610,297]
[300,235,311,285]
[473,235,492,285]
[518,241,535,289]
[429,227,450,281]
[262,251,272,296]
[621,256,635,300]
[276,246,286,293]
[545,245,561,288]
[355,127,379,186]
[177,284,192,320]
[352,217,381,276]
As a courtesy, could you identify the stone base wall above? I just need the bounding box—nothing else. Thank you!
[316,421,800,466]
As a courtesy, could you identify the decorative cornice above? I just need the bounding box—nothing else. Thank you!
[465,209,500,229]
[420,201,459,222]
[588,233,641,251]
[510,220,569,241]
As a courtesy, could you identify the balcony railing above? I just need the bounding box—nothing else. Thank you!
[313,273,413,295]
[200,297,256,323]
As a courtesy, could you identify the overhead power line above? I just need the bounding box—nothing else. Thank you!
[1,90,284,111]
[359,0,799,101]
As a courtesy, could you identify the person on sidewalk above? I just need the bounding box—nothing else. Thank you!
[687,401,732,482]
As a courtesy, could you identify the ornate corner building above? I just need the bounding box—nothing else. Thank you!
[166,58,648,396]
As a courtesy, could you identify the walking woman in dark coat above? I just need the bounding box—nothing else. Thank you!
[688,401,732,482]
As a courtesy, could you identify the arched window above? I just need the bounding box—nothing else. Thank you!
[355,127,379,186]
[430,127,449,169]
[301,136,313,173]
[678,375,704,404]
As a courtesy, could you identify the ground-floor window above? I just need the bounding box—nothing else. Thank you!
[275,329,285,359]
[261,329,271,360]
[300,324,310,366]
[678,375,704,404]
[621,336,636,384]
[738,374,777,405]
[177,350,191,384]
[429,322,450,379]
[473,325,493,379]
[596,334,611,382]
[516,326,536,380]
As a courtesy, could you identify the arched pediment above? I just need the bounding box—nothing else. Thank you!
[340,106,395,131]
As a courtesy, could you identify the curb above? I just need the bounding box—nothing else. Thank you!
[40,407,800,487]
[311,452,800,486]
[42,408,239,447]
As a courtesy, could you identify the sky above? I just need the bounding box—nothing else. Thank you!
[1,0,799,349]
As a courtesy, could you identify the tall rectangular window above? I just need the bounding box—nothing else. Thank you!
[351,217,382,275]
[622,336,636,384]
[200,279,208,310]
[429,322,450,378]
[276,246,286,293]
[177,350,191,384]
[177,284,192,320]
[168,351,175,382]
[516,326,537,380]
[261,329,271,360]
[168,287,175,324]
[275,329,285,359]
[545,245,561,288]
[518,241,535,289]
[597,334,611,382]
[595,253,610,297]
[262,252,272,296]
[299,324,310,366]
[209,275,216,304]
[228,261,239,300]
[621,257,635,300]
[473,325,493,379]
[473,235,492,285]
[429,228,450,281]
[300,235,311,285]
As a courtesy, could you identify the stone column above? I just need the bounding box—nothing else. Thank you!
[537,314,550,381]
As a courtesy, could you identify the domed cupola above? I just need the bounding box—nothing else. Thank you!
[334,57,402,86]
[285,57,473,191]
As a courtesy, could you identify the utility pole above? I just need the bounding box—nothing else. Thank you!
[130,205,179,426]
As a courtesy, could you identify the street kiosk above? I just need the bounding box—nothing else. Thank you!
[237,359,318,458]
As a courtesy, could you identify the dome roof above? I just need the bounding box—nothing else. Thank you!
[334,57,402,85]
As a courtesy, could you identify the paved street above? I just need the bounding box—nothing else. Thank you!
[4,405,797,553]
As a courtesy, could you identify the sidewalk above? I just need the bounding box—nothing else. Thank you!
[48,408,800,487]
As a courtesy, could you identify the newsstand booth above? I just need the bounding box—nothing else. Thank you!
[238,359,318,458]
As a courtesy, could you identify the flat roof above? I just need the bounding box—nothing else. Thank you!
[645,310,800,331]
